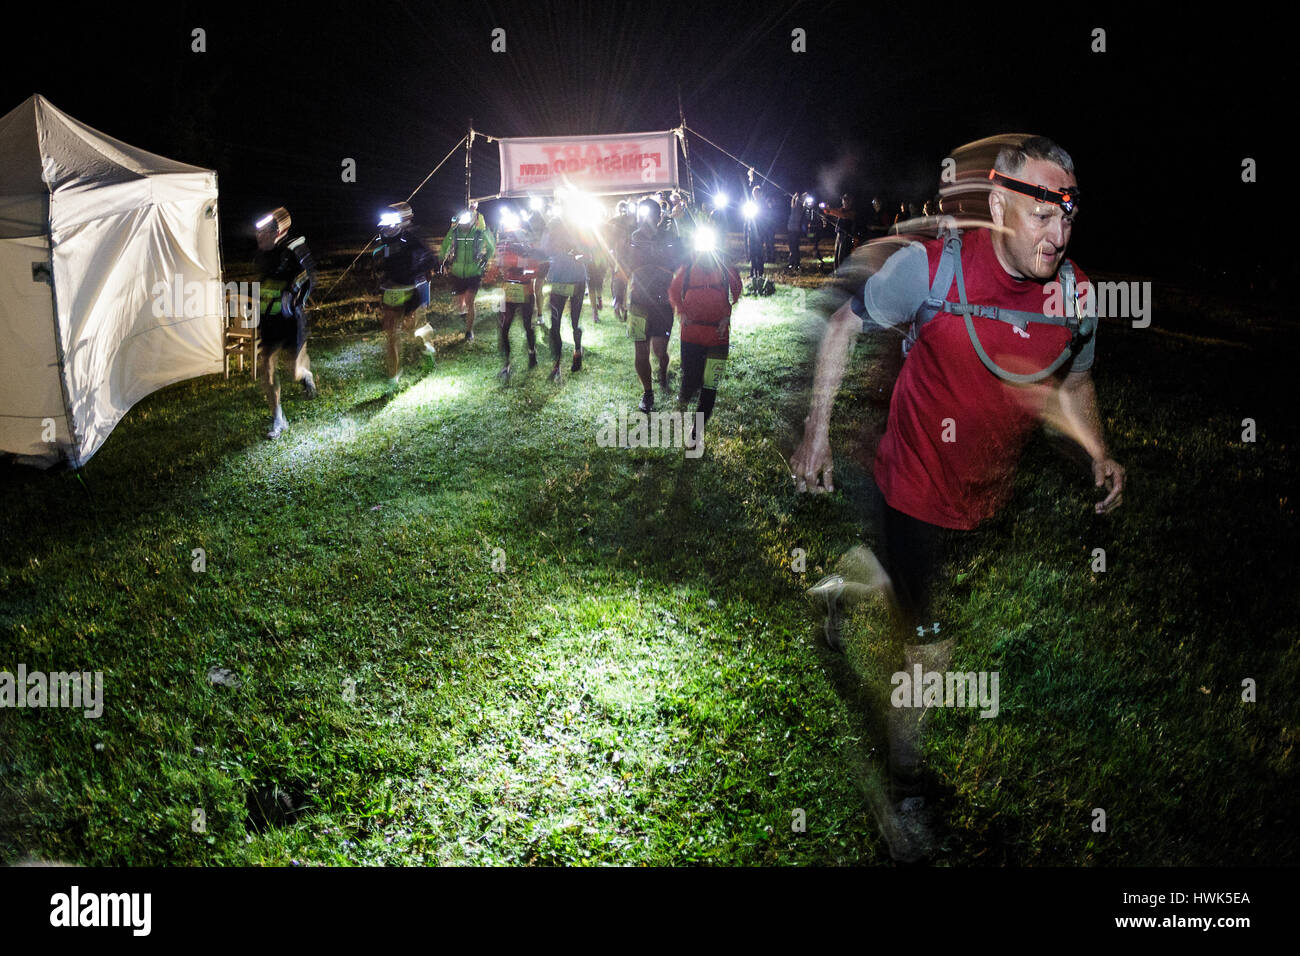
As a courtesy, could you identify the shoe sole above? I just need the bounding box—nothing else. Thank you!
[806,575,846,651]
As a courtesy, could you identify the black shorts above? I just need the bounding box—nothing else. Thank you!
[872,486,950,636]
[381,284,424,316]
[451,275,482,296]
[259,310,306,355]
[628,301,673,341]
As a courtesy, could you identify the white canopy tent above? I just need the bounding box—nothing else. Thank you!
[0,94,223,468]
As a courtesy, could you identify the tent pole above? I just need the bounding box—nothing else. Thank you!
[465,119,473,211]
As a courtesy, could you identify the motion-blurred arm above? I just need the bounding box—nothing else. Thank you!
[790,297,858,493]
[791,240,929,493]
[1052,370,1125,513]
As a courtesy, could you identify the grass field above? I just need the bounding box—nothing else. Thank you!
[1,241,1296,866]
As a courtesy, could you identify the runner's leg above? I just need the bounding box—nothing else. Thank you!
[652,333,669,385]
[634,339,652,393]
[678,340,704,406]
[262,345,287,437]
[383,305,401,379]
[499,301,515,363]
[548,293,563,365]
[570,281,585,370]
[522,299,537,363]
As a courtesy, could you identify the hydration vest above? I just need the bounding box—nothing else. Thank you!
[449,224,485,263]
[497,243,538,282]
[909,229,1096,385]
[682,263,735,304]
[375,235,434,287]
[259,236,314,316]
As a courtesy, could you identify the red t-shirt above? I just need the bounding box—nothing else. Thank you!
[670,261,743,347]
[870,228,1091,530]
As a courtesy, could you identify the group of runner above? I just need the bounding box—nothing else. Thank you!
[252,190,742,450]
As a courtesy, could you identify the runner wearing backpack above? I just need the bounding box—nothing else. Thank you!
[669,250,743,452]
[439,205,496,342]
[541,216,588,381]
[492,229,544,382]
[253,207,317,440]
[790,135,1125,860]
[627,201,686,412]
[372,202,437,384]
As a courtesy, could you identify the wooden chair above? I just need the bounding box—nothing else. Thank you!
[224,287,259,379]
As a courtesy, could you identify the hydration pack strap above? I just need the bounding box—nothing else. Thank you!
[454,226,483,262]
[920,232,1095,385]
[684,263,732,304]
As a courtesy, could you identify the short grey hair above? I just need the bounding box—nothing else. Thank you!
[994,136,1076,179]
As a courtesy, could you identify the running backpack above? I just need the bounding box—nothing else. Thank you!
[906,228,1096,384]
[683,263,735,304]
[448,225,485,266]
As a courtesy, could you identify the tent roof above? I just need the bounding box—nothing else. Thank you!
[0,94,212,235]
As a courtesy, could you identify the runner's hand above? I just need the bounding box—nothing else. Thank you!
[1092,457,1125,514]
[791,419,834,494]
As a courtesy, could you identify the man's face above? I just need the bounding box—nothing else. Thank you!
[255,226,278,251]
[989,157,1077,281]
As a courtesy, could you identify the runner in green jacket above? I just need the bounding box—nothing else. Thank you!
[439,205,496,341]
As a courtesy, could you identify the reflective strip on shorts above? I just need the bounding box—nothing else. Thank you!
[703,356,727,390]
[627,307,648,341]
[260,286,283,315]
[382,286,416,307]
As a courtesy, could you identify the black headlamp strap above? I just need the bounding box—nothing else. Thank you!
[988,171,1077,214]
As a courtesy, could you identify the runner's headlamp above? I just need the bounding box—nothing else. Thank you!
[694,226,718,253]
[988,170,1078,216]
[255,207,291,235]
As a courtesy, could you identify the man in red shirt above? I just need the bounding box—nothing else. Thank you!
[669,236,744,451]
[791,136,1125,844]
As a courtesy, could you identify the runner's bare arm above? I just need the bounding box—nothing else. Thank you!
[790,241,927,494]
[790,299,858,493]
[1057,370,1125,513]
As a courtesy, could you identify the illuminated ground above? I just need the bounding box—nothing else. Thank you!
[1,253,1296,865]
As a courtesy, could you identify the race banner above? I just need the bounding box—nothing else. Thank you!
[497,130,681,197]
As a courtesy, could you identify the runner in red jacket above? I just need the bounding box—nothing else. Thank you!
[669,250,743,450]
[493,234,543,382]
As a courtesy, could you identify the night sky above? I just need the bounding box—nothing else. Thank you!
[3,1,1279,282]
